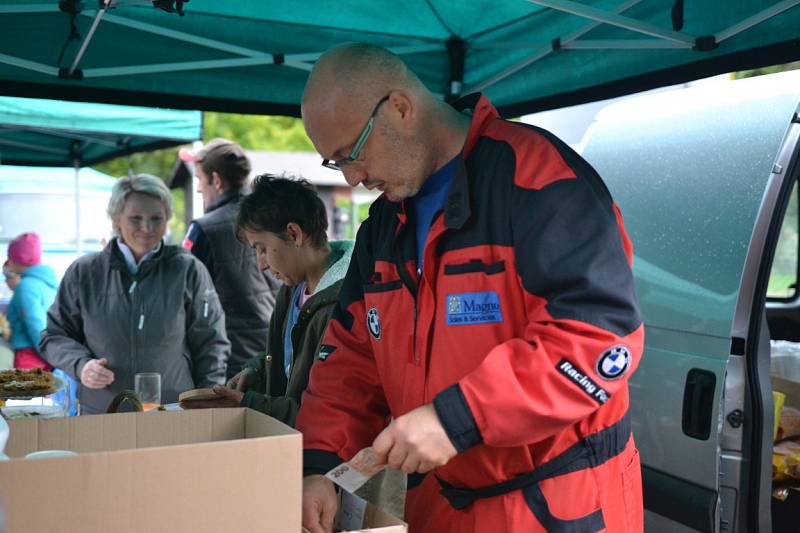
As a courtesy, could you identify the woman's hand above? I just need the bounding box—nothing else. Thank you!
[180,385,243,409]
[81,358,115,389]
[226,367,258,392]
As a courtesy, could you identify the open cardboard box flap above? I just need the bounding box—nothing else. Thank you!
[0,408,301,533]
[302,491,407,533]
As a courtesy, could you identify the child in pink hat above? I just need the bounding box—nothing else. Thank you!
[8,232,42,267]
[5,232,56,371]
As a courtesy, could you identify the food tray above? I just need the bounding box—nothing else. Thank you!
[0,373,65,400]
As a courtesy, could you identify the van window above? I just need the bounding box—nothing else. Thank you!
[768,181,798,300]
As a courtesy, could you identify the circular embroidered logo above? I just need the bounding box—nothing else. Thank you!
[596,345,631,380]
[366,307,381,340]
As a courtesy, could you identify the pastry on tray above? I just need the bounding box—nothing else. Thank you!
[0,368,60,398]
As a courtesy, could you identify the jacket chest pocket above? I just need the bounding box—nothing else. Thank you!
[362,280,413,354]
[82,292,128,361]
[443,259,506,277]
[440,259,510,326]
[137,293,185,359]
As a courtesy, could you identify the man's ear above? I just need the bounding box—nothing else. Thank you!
[387,90,415,131]
[211,171,225,192]
[285,222,305,247]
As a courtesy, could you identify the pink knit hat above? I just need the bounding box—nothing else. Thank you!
[8,232,42,267]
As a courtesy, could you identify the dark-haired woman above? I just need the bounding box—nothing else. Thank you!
[182,174,353,427]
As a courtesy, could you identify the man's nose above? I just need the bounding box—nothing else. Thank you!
[342,165,366,188]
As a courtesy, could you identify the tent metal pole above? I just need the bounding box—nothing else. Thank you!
[95,12,269,57]
[563,39,690,49]
[68,0,111,76]
[0,52,59,76]
[284,61,314,72]
[468,0,642,94]
[716,0,800,44]
[83,57,279,78]
[527,0,695,45]
[80,14,440,77]
[74,160,82,258]
[470,39,688,50]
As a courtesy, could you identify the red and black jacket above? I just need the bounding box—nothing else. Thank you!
[297,93,644,491]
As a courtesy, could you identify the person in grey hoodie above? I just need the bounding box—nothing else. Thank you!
[40,174,230,414]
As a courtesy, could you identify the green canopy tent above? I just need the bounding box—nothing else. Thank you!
[0,1,798,116]
[0,95,202,167]
[0,95,202,253]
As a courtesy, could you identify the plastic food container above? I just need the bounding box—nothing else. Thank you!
[0,373,69,420]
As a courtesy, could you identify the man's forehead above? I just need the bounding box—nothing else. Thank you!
[304,95,363,158]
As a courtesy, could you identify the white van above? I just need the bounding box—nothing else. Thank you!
[579,70,800,532]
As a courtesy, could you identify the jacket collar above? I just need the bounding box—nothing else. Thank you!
[391,93,499,230]
[206,187,246,213]
[108,238,168,277]
[314,240,354,295]
[452,92,499,159]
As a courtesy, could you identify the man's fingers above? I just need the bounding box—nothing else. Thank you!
[371,426,393,463]
[418,460,437,474]
[386,442,407,471]
[400,456,420,474]
[302,504,326,533]
[320,500,336,533]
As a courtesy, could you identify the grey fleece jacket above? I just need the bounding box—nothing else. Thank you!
[40,239,230,414]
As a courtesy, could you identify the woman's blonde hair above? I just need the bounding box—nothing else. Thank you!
[107,174,173,236]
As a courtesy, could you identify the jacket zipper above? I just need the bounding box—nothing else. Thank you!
[392,222,419,367]
[412,305,419,365]
[130,278,138,374]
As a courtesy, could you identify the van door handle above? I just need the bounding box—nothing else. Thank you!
[682,369,717,440]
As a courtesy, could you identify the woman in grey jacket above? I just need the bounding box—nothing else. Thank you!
[40,174,230,414]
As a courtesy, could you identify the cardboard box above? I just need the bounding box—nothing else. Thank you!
[302,491,407,533]
[0,408,301,533]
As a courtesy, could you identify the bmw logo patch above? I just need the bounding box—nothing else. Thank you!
[596,345,631,380]
[366,307,381,340]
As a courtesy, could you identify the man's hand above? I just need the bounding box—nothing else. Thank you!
[179,385,243,409]
[80,358,115,389]
[372,403,457,473]
[302,475,337,533]
[226,367,258,392]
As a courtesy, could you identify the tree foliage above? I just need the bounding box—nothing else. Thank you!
[93,113,313,241]
[203,113,314,152]
[95,114,312,179]
[732,60,800,79]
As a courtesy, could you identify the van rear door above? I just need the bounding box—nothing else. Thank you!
[580,71,800,533]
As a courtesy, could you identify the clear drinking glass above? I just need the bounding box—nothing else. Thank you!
[134,372,161,411]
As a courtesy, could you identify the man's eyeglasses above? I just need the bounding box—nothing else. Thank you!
[322,95,390,172]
